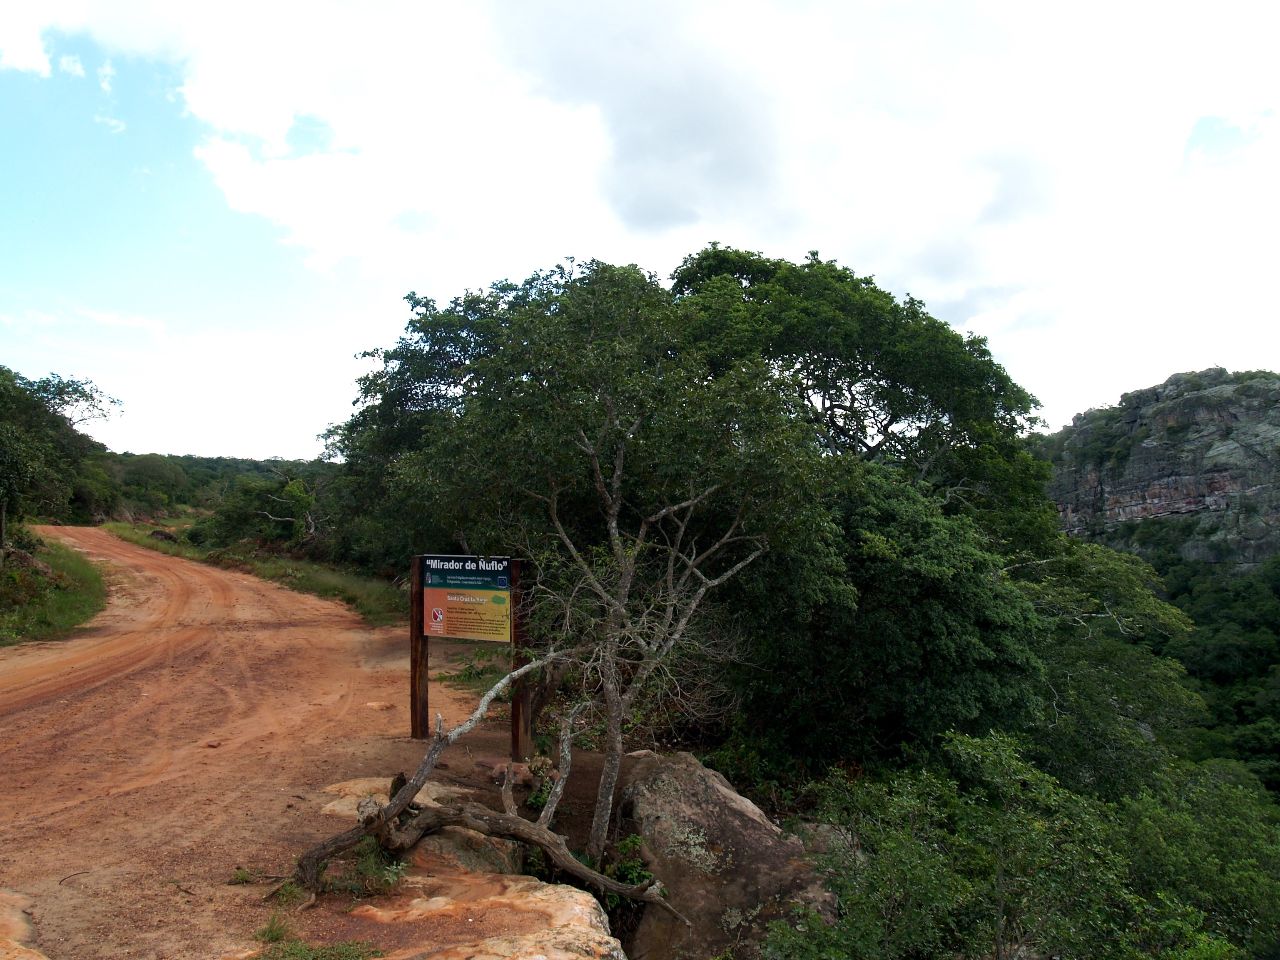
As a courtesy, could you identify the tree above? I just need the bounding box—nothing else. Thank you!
[189,462,335,550]
[117,453,190,511]
[0,423,48,559]
[293,260,824,896]
[0,366,116,557]
[1119,760,1280,956]
[326,250,1057,806]
[765,735,1250,960]
[389,261,823,859]
[1011,540,1207,799]
[671,245,1055,552]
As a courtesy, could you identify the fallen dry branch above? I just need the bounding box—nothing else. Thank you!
[385,799,688,925]
[292,651,561,890]
[288,644,684,923]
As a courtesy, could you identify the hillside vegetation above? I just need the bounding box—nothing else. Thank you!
[1039,368,1280,795]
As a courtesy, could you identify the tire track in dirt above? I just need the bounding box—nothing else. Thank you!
[0,527,479,960]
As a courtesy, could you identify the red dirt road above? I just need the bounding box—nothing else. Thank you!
[0,528,477,959]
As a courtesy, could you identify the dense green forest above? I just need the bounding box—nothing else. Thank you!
[1094,516,1280,793]
[5,249,1280,958]
[1032,370,1280,798]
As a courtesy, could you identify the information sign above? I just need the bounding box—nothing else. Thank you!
[421,554,512,643]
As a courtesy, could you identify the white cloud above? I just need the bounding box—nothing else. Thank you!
[93,113,125,134]
[2,300,369,459]
[57,53,83,77]
[97,58,113,92]
[6,0,1280,453]
[0,4,52,75]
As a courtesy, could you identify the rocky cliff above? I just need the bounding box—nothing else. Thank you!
[1039,368,1280,565]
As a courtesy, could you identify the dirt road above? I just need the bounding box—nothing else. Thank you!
[0,528,478,959]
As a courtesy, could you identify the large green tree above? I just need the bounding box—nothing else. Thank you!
[330,250,1062,783]
[672,246,1057,552]
[765,735,1256,960]
[1011,540,1207,799]
[366,260,824,859]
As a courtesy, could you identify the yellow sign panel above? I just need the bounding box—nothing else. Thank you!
[421,555,512,644]
[424,587,511,643]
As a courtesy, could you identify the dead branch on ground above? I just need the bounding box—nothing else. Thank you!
[287,645,686,923]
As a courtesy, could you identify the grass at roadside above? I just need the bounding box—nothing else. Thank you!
[257,941,381,960]
[103,522,405,627]
[0,532,107,647]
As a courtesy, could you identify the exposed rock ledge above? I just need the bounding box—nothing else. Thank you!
[1043,368,1280,564]
[317,777,627,960]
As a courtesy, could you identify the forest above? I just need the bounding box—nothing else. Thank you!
[4,247,1279,959]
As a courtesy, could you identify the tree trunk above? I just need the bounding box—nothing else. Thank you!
[586,707,624,864]
[1,500,7,568]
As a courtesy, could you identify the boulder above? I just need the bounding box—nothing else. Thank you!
[0,942,49,960]
[410,826,523,875]
[350,866,626,960]
[313,778,626,959]
[618,751,833,960]
[0,550,55,580]
[0,890,46,960]
[319,777,472,819]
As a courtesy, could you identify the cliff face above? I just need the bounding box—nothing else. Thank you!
[1041,368,1280,565]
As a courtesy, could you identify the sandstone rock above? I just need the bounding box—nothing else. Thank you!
[0,891,45,960]
[352,867,625,960]
[1045,368,1280,566]
[319,778,472,819]
[618,751,833,960]
[0,550,55,580]
[410,826,523,875]
[311,778,625,958]
[418,929,628,960]
[0,891,33,943]
[0,941,49,960]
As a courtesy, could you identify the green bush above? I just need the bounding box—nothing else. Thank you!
[764,735,1271,960]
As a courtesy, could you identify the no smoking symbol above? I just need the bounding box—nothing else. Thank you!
[431,607,444,623]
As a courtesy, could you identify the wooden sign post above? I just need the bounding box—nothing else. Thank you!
[409,554,533,762]
[409,555,429,739]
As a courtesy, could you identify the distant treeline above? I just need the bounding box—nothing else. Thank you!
[1,363,328,526]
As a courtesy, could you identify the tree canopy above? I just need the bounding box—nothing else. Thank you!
[0,366,116,543]
[671,246,1057,551]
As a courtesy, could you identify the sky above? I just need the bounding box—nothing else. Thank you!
[2,1,1278,459]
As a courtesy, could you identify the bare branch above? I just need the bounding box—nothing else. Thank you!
[500,763,517,817]
[538,703,586,827]
[644,484,723,525]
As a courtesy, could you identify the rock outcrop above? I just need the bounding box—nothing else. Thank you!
[317,778,627,960]
[618,752,833,960]
[0,890,48,960]
[1041,368,1280,564]
[353,864,626,960]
